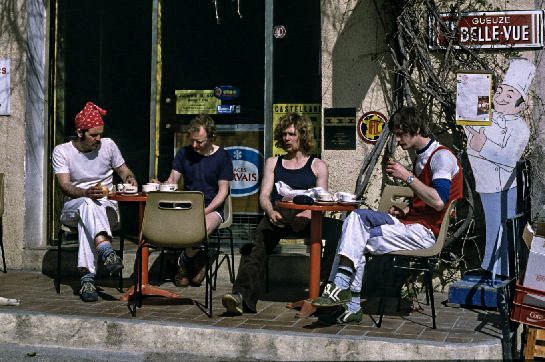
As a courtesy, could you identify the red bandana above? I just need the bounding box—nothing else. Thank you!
[74,102,107,130]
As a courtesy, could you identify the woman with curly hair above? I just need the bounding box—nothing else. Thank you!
[222,112,328,315]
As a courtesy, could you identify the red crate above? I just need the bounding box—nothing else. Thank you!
[511,279,545,328]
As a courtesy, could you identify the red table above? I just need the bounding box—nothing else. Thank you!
[276,200,356,317]
[109,192,181,301]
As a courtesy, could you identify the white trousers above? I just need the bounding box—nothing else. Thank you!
[328,211,436,293]
[60,197,118,274]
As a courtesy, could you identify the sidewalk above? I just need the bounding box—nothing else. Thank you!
[0,260,505,360]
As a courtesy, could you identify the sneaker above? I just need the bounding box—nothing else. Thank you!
[222,292,243,315]
[312,282,351,308]
[174,263,191,287]
[79,281,99,302]
[103,252,124,276]
[317,305,363,326]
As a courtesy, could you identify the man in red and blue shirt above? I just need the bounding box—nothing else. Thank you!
[313,107,463,325]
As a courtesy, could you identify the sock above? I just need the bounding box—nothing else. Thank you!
[347,292,361,313]
[97,242,114,262]
[333,266,353,290]
[80,272,96,285]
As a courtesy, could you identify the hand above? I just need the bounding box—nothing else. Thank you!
[150,178,161,184]
[127,177,138,187]
[86,184,106,199]
[467,127,487,152]
[385,160,410,182]
[267,210,286,228]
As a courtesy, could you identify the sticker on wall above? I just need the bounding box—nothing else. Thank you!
[214,85,240,101]
[226,146,263,197]
[0,58,10,116]
[175,90,220,114]
[357,111,386,144]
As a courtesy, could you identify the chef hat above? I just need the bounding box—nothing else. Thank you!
[74,102,107,130]
[502,58,536,102]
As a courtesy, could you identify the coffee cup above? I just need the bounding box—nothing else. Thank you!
[316,192,335,202]
[142,184,157,193]
[336,192,356,202]
[146,182,160,191]
[159,183,178,192]
[121,183,138,193]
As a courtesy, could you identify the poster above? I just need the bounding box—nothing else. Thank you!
[456,71,493,126]
[175,89,220,114]
[272,104,321,156]
[0,59,10,115]
[323,108,356,150]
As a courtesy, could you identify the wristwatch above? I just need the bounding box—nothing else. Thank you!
[406,175,414,185]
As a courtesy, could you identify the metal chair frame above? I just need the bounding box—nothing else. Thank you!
[0,173,6,273]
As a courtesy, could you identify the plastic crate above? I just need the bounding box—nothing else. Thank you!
[511,279,545,328]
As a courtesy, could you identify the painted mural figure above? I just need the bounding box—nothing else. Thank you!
[465,58,536,277]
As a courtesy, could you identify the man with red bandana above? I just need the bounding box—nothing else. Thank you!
[312,107,463,325]
[52,102,137,302]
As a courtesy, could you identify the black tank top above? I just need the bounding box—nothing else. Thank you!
[270,155,317,202]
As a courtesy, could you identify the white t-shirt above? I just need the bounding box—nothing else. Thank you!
[52,138,125,192]
[414,140,459,180]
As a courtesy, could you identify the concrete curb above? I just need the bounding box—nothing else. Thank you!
[0,310,502,360]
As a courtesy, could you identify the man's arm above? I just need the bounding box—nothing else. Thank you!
[205,180,229,215]
[114,164,138,186]
[386,160,444,211]
[259,157,285,226]
[56,173,104,199]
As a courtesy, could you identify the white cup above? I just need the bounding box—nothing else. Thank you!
[336,192,356,202]
[142,184,156,193]
[159,183,178,192]
[146,182,160,191]
[316,192,335,202]
[121,184,138,193]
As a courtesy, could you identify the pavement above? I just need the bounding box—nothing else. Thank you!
[0,247,507,361]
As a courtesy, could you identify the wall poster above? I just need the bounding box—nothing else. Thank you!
[0,59,10,115]
[456,71,493,126]
[175,89,220,114]
[323,108,356,150]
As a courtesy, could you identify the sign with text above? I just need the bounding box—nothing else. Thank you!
[323,108,356,150]
[455,71,493,126]
[175,89,220,114]
[357,111,386,144]
[0,59,10,115]
[429,10,544,49]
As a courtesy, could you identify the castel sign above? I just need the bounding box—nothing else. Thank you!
[429,10,543,49]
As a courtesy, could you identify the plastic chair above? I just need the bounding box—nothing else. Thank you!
[129,191,215,317]
[212,194,235,285]
[55,205,124,293]
[0,173,6,272]
[375,185,457,329]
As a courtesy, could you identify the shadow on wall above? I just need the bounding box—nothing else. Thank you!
[330,0,395,108]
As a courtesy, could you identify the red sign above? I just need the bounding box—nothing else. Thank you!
[430,10,543,49]
[357,111,386,144]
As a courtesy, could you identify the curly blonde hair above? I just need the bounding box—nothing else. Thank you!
[273,113,315,154]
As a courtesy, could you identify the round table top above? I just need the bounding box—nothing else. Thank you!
[108,192,147,202]
[276,200,357,212]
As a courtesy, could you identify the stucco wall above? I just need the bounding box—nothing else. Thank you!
[0,0,27,268]
[321,0,393,207]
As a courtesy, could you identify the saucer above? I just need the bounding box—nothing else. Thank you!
[338,200,359,206]
[315,200,336,205]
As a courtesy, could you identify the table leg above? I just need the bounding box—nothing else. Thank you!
[286,210,323,318]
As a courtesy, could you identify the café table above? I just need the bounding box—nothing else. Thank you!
[108,192,181,301]
[276,200,357,317]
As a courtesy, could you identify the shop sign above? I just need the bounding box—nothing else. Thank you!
[357,111,386,144]
[225,146,263,197]
[175,89,220,114]
[0,59,10,116]
[429,10,544,49]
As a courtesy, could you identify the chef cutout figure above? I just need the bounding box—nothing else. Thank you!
[465,58,536,278]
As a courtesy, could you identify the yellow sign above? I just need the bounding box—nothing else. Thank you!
[175,90,220,114]
[272,104,321,156]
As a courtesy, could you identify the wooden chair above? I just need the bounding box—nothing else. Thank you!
[129,191,216,317]
[0,173,6,272]
[375,185,457,329]
[55,206,124,293]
